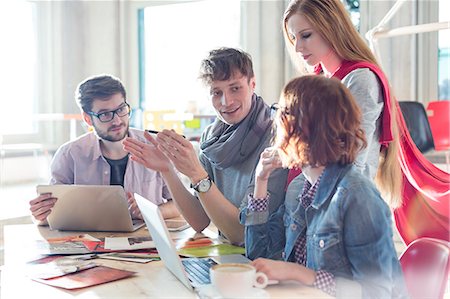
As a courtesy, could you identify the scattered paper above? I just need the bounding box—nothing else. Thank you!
[104,236,155,250]
[35,234,101,255]
[98,252,159,263]
[32,265,136,290]
[46,234,100,243]
[178,244,246,258]
[26,260,97,279]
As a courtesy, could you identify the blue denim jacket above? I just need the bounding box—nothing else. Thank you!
[241,163,408,298]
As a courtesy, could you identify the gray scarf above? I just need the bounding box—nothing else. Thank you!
[200,94,272,170]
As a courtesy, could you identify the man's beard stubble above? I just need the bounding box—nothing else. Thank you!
[93,122,129,142]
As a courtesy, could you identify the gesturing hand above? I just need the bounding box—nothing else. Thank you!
[123,131,173,173]
[255,147,283,181]
[156,130,207,181]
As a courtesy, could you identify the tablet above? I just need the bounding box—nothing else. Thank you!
[36,185,144,232]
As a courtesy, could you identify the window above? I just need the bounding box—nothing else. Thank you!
[0,1,37,135]
[343,0,360,31]
[438,0,449,100]
[139,0,240,135]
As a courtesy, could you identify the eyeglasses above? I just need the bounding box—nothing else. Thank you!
[270,103,290,115]
[87,103,131,123]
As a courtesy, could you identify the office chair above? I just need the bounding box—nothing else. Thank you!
[399,237,450,299]
[427,100,450,151]
[398,101,435,153]
[427,101,450,170]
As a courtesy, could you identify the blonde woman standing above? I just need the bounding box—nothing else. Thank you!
[282,0,449,245]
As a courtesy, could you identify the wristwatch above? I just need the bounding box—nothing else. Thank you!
[190,176,212,193]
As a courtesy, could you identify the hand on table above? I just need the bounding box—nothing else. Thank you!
[251,258,295,281]
[252,258,315,285]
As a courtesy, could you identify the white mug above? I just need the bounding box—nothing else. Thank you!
[210,263,268,298]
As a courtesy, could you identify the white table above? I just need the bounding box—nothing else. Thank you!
[1,224,331,298]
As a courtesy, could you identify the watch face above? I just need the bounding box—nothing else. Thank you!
[197,179,211,192]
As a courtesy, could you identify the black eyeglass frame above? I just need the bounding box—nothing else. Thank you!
[270,103,290,115]
[87,103,132,123]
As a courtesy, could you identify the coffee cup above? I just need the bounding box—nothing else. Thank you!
[210,263,268,298]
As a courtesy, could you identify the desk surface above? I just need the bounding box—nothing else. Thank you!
[1,224,331,298]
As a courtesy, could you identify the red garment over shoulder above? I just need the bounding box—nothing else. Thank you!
[286,61,450,244]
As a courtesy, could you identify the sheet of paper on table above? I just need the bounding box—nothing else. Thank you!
[31,265,136,290]
[98,251,160,263]
[104,236,155,250]
[34,234,100,255]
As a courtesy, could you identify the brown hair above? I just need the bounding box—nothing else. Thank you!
[282,0,402,208]
[198,47,254,86]
[76,74,127,113]
[276,75,367,169]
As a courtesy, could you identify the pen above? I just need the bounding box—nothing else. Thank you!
[70,254,98,260]
[146,129,186,139]
[73,262,97,272]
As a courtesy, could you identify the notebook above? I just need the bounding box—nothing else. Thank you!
[134,193,251,290]
[37,185,144,232]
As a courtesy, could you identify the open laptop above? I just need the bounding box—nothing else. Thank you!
[37,185,144,232]
[134,193,251,291]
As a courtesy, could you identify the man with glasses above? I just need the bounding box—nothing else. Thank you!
[29,74,179,225]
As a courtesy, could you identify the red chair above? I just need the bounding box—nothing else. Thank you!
[427,101,450,170]
[399,237,450,299]
[427,101,450,151]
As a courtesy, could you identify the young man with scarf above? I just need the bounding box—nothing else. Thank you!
[124,48,288,245]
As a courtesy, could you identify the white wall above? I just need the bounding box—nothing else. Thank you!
[361,0,439,102]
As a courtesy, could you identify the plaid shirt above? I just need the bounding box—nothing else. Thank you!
[248,173,336,297]
[293,174,336,297]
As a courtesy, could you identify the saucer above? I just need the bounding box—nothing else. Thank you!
[197,284,270,299]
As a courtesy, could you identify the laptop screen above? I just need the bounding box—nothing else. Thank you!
[37,185,143,232]
[135,193,194,290]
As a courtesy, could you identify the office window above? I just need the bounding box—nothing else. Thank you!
[438,0,449,100]
[343,0,360,31]
[139,0,240,134]
[0,1,37,135]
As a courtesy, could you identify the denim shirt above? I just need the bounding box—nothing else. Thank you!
[241,164,408,298]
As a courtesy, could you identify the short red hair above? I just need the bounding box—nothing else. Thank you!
[275,75,367,168]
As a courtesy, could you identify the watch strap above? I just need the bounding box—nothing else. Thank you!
[190,176,211,192]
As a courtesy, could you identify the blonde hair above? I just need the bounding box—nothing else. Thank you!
[282,0,402,208]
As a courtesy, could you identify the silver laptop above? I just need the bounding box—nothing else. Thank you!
[134,193,250,290]
[37,185,144,232]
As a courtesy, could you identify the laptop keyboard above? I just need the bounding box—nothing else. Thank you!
[181,258,217,285]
